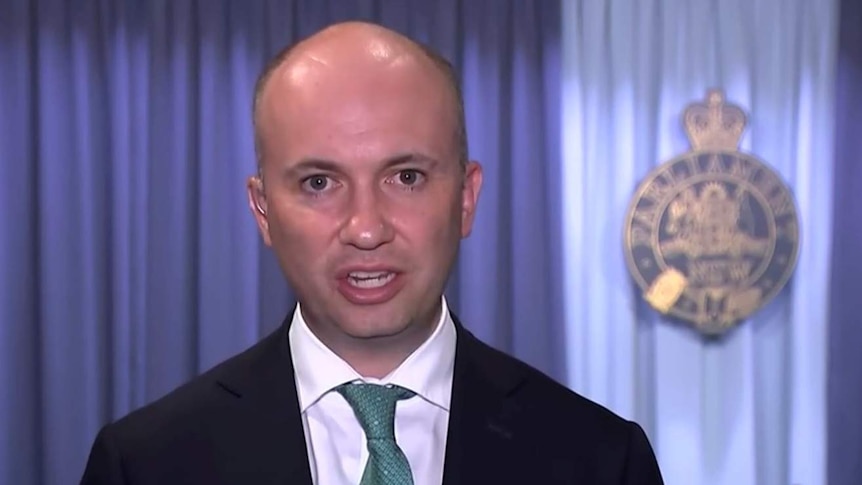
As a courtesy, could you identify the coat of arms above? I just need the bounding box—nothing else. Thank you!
[623,90,800,335]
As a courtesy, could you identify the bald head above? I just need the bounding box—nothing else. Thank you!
[252,22,467,174]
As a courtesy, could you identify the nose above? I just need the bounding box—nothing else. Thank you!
[338,185,395,250]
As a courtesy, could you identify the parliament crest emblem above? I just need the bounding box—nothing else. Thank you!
[623,90,800,335]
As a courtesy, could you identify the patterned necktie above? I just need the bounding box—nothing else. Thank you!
[336,383,417,485]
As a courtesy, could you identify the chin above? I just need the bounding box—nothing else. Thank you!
[340,320,411,340]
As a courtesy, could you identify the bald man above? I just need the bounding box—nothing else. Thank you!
[81,22,663,485]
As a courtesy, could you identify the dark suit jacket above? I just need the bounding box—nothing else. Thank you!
[81,314,664,484]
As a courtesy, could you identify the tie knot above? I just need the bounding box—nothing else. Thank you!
[336,383,416,439]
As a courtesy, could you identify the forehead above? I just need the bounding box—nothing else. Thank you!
[256,51,459,164]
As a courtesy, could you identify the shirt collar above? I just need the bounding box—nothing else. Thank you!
[289,297,456,413]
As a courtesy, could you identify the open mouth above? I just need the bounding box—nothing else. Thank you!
[347,271,396,289]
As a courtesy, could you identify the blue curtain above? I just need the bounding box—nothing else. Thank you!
[828,0,862,483]
[559,1,839,484]
[0,1,562,483]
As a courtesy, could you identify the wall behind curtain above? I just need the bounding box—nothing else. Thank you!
[560,1,837,485]
[0,1,563,483]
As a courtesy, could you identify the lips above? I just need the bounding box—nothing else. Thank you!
[335,267,404,305]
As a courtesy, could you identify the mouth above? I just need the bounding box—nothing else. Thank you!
[346,271,396,289]
[336,268,404,305]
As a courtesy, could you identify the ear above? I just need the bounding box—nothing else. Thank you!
[460,161,483,238]
[246,175,273,246]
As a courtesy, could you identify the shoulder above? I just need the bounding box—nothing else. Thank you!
[461,332,664,482]
[96,324,286,448]
[460,325,641,444]
[81,323,300,482]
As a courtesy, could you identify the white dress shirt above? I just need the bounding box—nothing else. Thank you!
[288,298,456,485]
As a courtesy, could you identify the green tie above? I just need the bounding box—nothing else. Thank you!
[336,383,417,485]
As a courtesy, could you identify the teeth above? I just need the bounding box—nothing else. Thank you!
[349,271,388,279]
[347,272,394,289]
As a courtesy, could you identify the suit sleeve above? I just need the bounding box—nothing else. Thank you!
[79,425,128,485]
[621,422,664,485]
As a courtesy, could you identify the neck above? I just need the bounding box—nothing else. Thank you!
[303,305,442,379]
[338,339,421,379]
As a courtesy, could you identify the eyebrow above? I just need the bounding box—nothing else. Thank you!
[283,152,441,177]
[382,152,440,170]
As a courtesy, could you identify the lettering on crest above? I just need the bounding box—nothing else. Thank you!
[777,220,798,240]
[686,156,701,176]
[632,203,661,228]
[729,157,758,181]
[768,191,795,218]
[753,171,780,197]
[661,167,679,186]
[642,180,673,203]
[706,154,724,173]
[630,224,651,247]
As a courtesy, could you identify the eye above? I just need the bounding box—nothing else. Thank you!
[393,169,425,187]
[301,175,336,193]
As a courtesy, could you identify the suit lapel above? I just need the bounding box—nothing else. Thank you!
[442,318,527,485]
[208,313,527,484]
[213,318,314,485]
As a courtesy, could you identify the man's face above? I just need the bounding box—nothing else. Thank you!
[249,52,482,346]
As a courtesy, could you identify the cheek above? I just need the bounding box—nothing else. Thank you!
[393,198,462,248]
[268,210,334,268]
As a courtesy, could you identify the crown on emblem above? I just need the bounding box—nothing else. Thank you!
[683,89,747,150]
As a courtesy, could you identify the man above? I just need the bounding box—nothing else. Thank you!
[81,21,663,485]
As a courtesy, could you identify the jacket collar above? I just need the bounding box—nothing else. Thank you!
[212,311,529,485]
